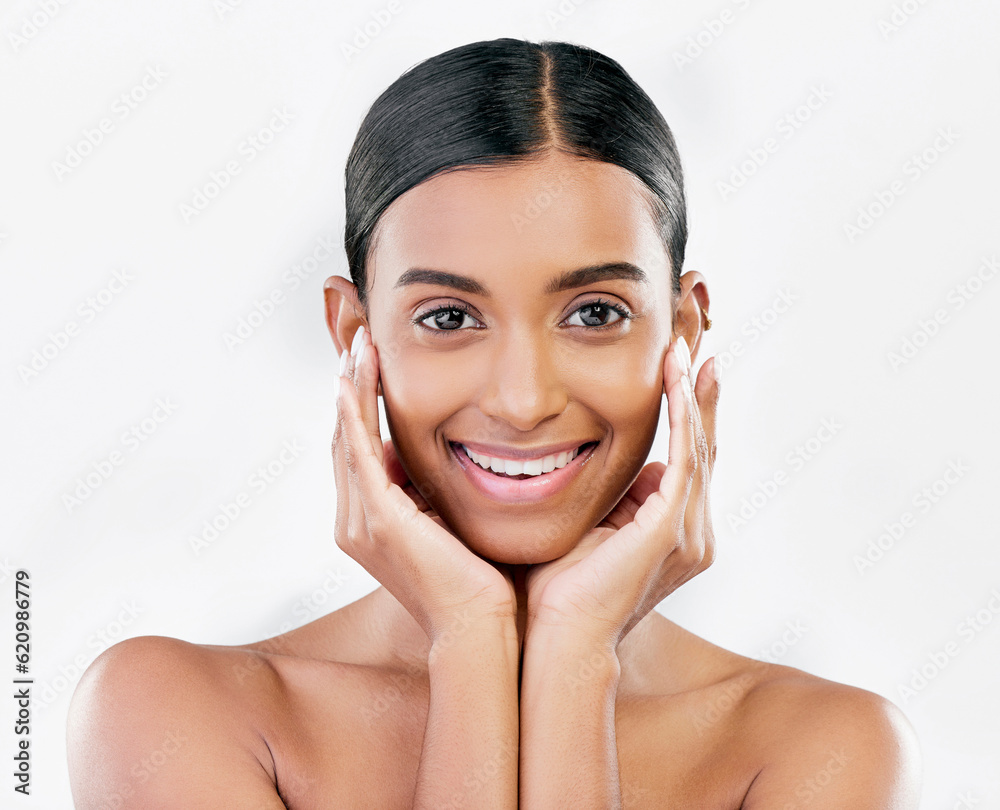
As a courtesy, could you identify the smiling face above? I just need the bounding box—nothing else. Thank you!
[334,149,681,564]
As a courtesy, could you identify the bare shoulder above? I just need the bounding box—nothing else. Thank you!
[738,660,923,808]
[67,634,286,809]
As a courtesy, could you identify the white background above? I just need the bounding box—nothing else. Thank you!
[2,0,998,806]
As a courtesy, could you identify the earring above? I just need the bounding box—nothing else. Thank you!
[700,304,712,331]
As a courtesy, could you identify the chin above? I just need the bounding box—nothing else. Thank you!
[447,515,587,565]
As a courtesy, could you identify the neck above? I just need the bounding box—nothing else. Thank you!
[359,566,662,693]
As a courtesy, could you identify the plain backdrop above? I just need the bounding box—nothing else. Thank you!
[2,0,998,805]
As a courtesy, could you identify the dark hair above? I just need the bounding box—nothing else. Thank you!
[344,37,687,313]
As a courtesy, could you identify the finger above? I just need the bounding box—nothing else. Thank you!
[677,350,714,569]
[662,334,687,398]
[607,337,695,534]
[332,352,353,549]
[598,462,664,532]
[683,355,717,542]
[654,340,699,522]
[682,354,710,517]
[618,338,697,539]
[693,355,720,476]
[338,359,427,537]
[694,357,720,570]
[351,326,384,469]
[677,356,718,581]
[336,349,389,557]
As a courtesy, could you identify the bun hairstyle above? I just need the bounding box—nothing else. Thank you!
[344,37,687,312]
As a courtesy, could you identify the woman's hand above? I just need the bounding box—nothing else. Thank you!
[333,325,517,645]
[523,336,720,650]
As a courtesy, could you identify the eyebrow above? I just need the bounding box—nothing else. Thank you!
[393,261,650,296]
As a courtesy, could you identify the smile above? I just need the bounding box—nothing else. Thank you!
[449,440,600,504]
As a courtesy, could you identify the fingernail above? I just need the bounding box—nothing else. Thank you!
[339,348,349,376]
[677,336,692,373]
[712,356,722,384]
[357,340,367,366]
[351,325,365,358]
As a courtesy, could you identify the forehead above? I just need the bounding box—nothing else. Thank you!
[369,152,669,297]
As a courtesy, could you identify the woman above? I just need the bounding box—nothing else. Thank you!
[67,38,921,808]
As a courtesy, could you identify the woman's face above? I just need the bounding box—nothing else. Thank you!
[336,150,694,564]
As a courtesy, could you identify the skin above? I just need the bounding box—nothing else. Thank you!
[66,149,922,808]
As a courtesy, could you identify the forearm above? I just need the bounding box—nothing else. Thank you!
[413,615,520,810]
[519,627,622,808]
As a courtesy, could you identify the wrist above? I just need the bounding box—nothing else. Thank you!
[428,611,519,665]
[526,607,620,654]
[524,622,621,679]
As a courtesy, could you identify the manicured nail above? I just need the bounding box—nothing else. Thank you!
[351,325,365,358]
[339,348,349,376]
[677,336,691,374]
[712,356,722,384]
[357,340,367,366]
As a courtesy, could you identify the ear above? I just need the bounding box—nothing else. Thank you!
[323,275,382,396]
[673,270,710,363]
[323,275,366,353]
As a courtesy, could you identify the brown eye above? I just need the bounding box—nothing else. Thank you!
[413,303,481,332]
[564,298,631,330]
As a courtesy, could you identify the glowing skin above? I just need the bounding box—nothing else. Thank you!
[326,149,709,564]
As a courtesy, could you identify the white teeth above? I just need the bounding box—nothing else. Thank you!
[461,444,585,477]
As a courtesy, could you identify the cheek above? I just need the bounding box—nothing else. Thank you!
[380,347,474,426]
[378,348,467,496]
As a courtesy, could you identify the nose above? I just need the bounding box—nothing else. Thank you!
[477,330,569,432]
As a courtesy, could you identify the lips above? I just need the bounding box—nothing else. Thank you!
[459,441,595,478]
[449,439,599,504]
